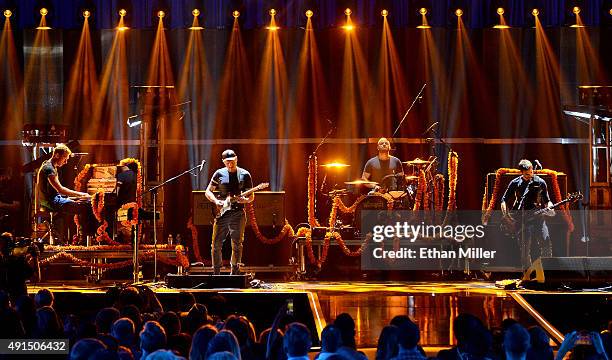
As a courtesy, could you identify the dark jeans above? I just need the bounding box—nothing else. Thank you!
[50,195,96,235]
[211,209,246,271]
[518,220,551,269]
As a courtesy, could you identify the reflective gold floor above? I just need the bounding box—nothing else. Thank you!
[30,281,610,348]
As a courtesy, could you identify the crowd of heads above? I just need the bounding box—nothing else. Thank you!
[0,286,611,360]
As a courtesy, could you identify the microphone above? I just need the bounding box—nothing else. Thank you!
[198,160,206,172]
[534,159,543,170]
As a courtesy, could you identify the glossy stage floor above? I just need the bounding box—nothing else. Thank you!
[27,280,612,351]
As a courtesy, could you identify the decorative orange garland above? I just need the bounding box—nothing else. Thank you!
[245,203,295,244]
[118,158,143,241]
[187,217,203,263]
[120,202,139,227]
[307,156,321,227]
[434,174,445,211]
[91,191,116,244]
[73,164,93,234]
[40,247,188,269]
[447,151,459,211]
[413,170,427,211]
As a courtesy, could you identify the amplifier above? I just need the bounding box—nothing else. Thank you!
[193,191,285,226]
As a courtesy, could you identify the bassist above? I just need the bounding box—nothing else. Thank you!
[205,149,254,275]
[501,159,555,269]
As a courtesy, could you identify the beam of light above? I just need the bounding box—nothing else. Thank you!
[36,8,51,30]
[496,17,533,162]
[64,14,100,142]
[573,13,608,89]
[285,11,332,190]
[0,14,24,144]
[142,13,176,183]
[342,8,354,31]
[533,14,576,170]
[372,12,410,137]
[339,7,370,174]
[253,9,289,190]
[93,15,129,158]
[417,8,431,29]
[177,14,214,189]
[266,8,279,31]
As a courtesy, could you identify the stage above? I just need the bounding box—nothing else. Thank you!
[25,280,612,353]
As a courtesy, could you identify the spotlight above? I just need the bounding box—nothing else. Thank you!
[532,9,539,16]
[305,10,313,18]
[40,8,48,16]
[157,10,165,18]
[455,9,463,17]
[344,8,352,16]
[192,9,200,17]
[3,9,11,18]
[573,6,580,15]
[83,10,91,18]
[609,8,612,15]
[419,8,427,16]
[381,9,388,17]
[232,10,240,18]
[269,8,276,16]
[119,9,127,17]
[497,8,504,16]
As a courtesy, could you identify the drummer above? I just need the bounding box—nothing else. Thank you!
[361,137,404,193]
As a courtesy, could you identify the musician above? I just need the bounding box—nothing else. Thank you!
[205,150,254,275]
[501,159,555,269]
[362,137,404,192]
[36,144,94,235]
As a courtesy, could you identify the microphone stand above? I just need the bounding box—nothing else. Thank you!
[392,83,427,139]
[135,162,205,283]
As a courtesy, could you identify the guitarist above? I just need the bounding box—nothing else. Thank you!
[205,149,254,275]
[501,159,555,269]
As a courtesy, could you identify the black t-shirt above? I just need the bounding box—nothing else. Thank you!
[36,160,58,209]
[501,175,551,211]
[363,156,403,184]
[208,167,253,210]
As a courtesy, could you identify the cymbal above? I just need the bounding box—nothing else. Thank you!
[403,158,432,166]
[405,175,419,181]
[320,162,350,168]
[345,179,379,186]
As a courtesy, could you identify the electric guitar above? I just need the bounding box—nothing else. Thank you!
[500,192,582,236]
[214,182,269,218]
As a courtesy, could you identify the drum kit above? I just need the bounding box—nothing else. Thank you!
[317,157,438,233]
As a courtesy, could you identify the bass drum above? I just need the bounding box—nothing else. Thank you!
[353,195,390,232]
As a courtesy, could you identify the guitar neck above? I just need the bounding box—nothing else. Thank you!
[534,199,569,215]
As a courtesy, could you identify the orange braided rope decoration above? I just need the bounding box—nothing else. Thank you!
[73,164,92,235]
[39,246,188,269]
[91,191,117,244]
[413,170,427,211]
[447,151,459,211]
[434,174,445,211]
[186,216,203,263]
[307,156,321,227]
[245,203,295,244]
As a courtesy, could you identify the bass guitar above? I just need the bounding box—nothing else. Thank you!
[214,182,269,218]
[500,192,582,236]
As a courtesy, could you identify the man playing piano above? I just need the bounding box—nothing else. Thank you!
[36,144,94,237]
